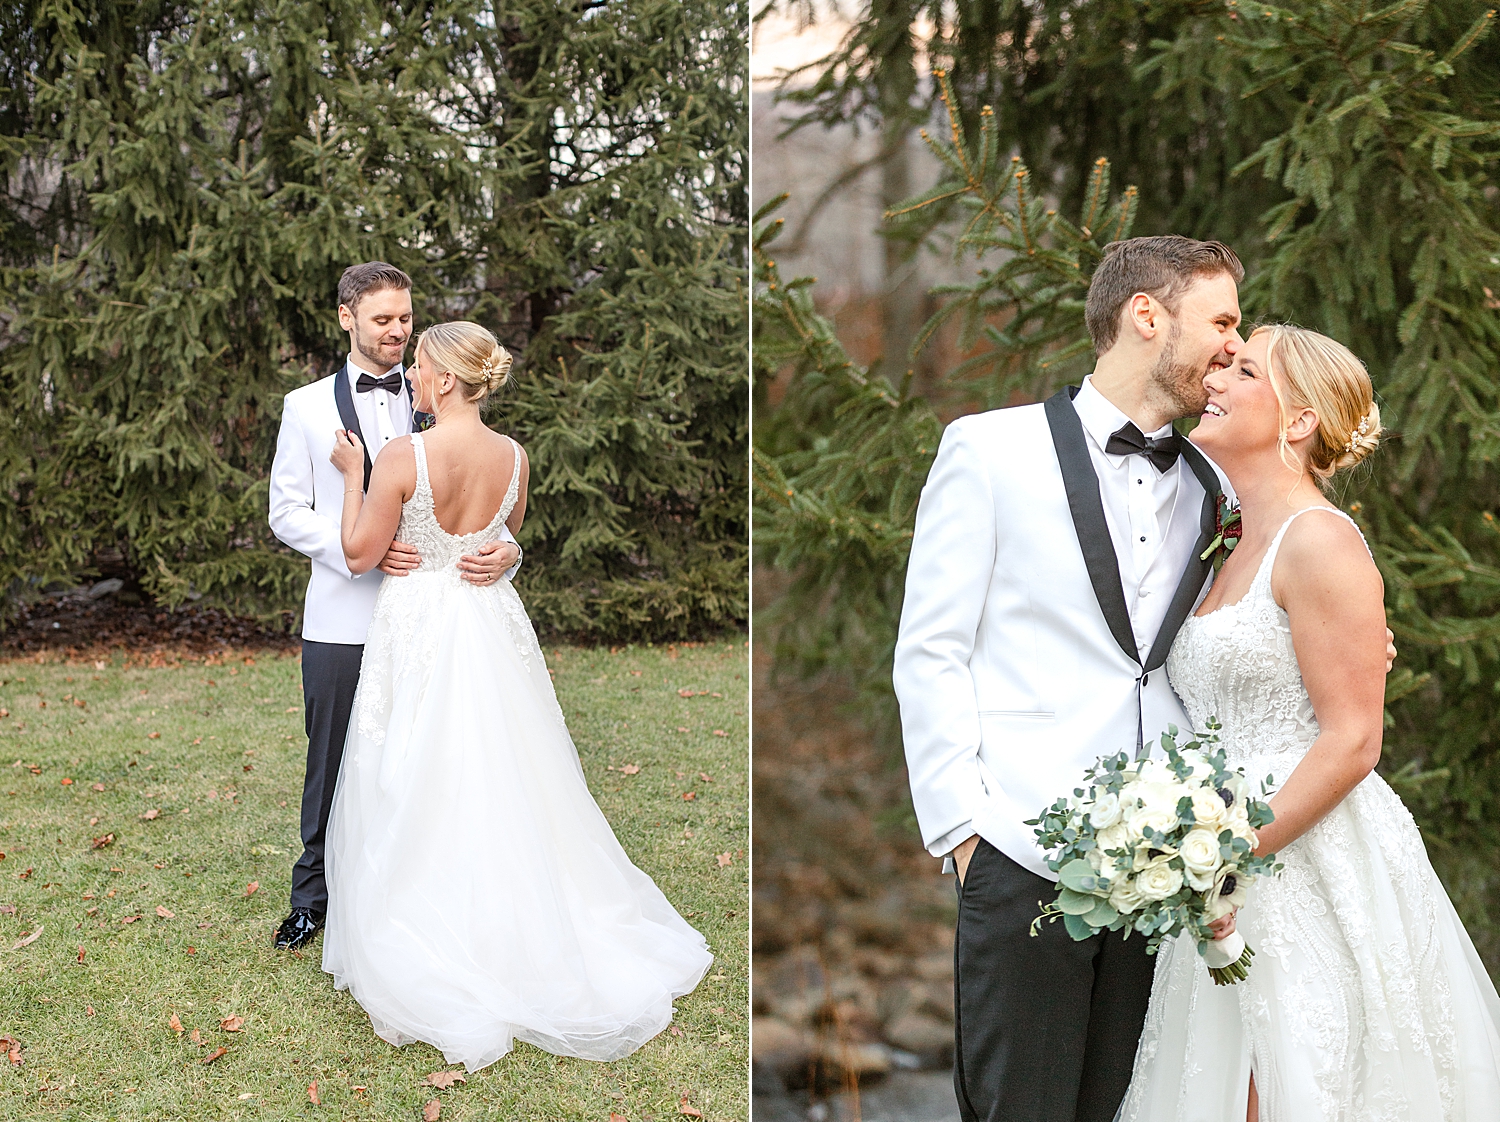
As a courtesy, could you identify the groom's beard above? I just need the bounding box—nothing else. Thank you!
[353,325,406,373]
[1148,323,1210,420]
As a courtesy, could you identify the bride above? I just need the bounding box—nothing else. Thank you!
[1118,324,1500,1120]
[320,320,711,1071]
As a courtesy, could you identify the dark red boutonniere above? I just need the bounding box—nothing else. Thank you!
[1200,495,1242,572]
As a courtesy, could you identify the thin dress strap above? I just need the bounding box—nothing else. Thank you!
[499,436,522,525]
[410,432,431,495]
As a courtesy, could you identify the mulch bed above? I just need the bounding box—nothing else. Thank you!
[0,591,298,663]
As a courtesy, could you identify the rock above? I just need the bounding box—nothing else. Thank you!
[753,1015,814,1080]
[86,579,124,600]
[883,1012,954,1067]
[821,1040,892,1079]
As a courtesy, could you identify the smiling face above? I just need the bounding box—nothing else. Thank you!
[1147,272,1244,418]
[338,286,413,374]
[1191,331,1292,461]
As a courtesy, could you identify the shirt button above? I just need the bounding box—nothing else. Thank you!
[1139,536,1146,542]
[1137,478,1143,484]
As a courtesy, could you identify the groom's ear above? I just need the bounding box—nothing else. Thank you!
[338,303,355,331]
[1126,291,1162,341]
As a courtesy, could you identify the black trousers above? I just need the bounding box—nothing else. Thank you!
[289,640,364,913]
[953,839,1156,1122]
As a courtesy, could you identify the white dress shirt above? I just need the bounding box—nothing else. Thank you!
[346,353,412,452]
[925,377,1206,861]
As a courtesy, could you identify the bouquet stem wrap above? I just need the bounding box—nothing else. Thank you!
[1201,930,1255,985]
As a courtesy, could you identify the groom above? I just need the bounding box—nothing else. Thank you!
[893,236,1247,1122]
[267,261,521,950]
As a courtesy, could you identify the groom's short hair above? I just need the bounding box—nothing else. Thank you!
[1085,236,1243,355]
[338,262,413,313]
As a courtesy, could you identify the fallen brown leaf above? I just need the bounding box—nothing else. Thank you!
[424,1071,467,1089]
[679,1096,704,1118]
[120,915,140,925]
[669,1024,683,1037]
[10,925,42,950]
[156,906,174,919]
[60,778,73,786]
[0,1035,19,1065]
[716,852,732,867]
[190,1028,202,1045]
[147,732,160,740]
[200,1046,226,1064]
[91,833,114,849]
[423,1099,441,1121]
[16,868,31,880]
[220,1015,243,1032]
[244,881,258,897]
[682,791,696,801]
[85,1006,94,1017]
[610,1114,628,1122]
[677,688,694,698]
[76,944,85,963]
[620,763,641,775]
[140,809,160,821]
[712,729,727,737]
[352,1085,367,1093]
[91,783,103,791]
[698,772,714,782]
[185,946,196,955]
[169,1013,183,1036]
[308,1080,319,1105]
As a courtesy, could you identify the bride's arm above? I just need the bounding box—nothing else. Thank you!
[331,431,414,575]
[1253,513,1387,856]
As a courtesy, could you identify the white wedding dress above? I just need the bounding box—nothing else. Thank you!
[322,433,712,1071]
[1119,507,1500,1121]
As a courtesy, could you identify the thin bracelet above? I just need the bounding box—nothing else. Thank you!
[344,488,361,494]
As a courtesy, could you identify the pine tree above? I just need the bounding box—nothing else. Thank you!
[0,0,746,641]
[756,2,1500,967]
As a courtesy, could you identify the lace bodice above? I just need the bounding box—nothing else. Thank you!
[398,432,522,571]
[1166,506,1365,783]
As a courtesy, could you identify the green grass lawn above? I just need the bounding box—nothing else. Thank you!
[0,639,748,1121]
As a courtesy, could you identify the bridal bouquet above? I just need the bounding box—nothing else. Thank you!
[1025,723,1281,985]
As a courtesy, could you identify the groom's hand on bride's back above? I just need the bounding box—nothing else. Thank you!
[458,540,520,585]
[378,540,422,577]
[1386,628,1397,673]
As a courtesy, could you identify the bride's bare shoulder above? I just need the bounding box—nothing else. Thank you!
[1274,507,1382,601]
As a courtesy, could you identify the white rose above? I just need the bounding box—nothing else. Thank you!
[1136,859,1185,902]
[1177,828,1223,892]
[1189,787,1228,831]
[1095,823,1131,866]
[1128,806,1180,845]
[1135,781,1185,817]
[1177,748,1212,778]
[1135,758,1172,785]
[1109,876,1147,915]
[1088,791,1122,830]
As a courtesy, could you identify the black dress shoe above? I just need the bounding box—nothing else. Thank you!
[274,907,325,950]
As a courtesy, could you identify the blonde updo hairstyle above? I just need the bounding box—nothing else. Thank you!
[1251,323,1382,484]
[413,321,512,405]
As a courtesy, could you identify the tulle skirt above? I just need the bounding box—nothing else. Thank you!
[1118,766,1500,1121]
[322,571,712,1070]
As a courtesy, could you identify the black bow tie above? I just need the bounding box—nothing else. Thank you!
[1105,422,1181,473]
[355,371,404,395]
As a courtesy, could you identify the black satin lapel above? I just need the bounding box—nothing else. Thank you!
[332,363,373,491]
[1045,387,1140,667]
[1142,441,1222,672]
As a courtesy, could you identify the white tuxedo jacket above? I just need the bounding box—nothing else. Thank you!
[268,363,518,644]
[893,388,1225,880]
